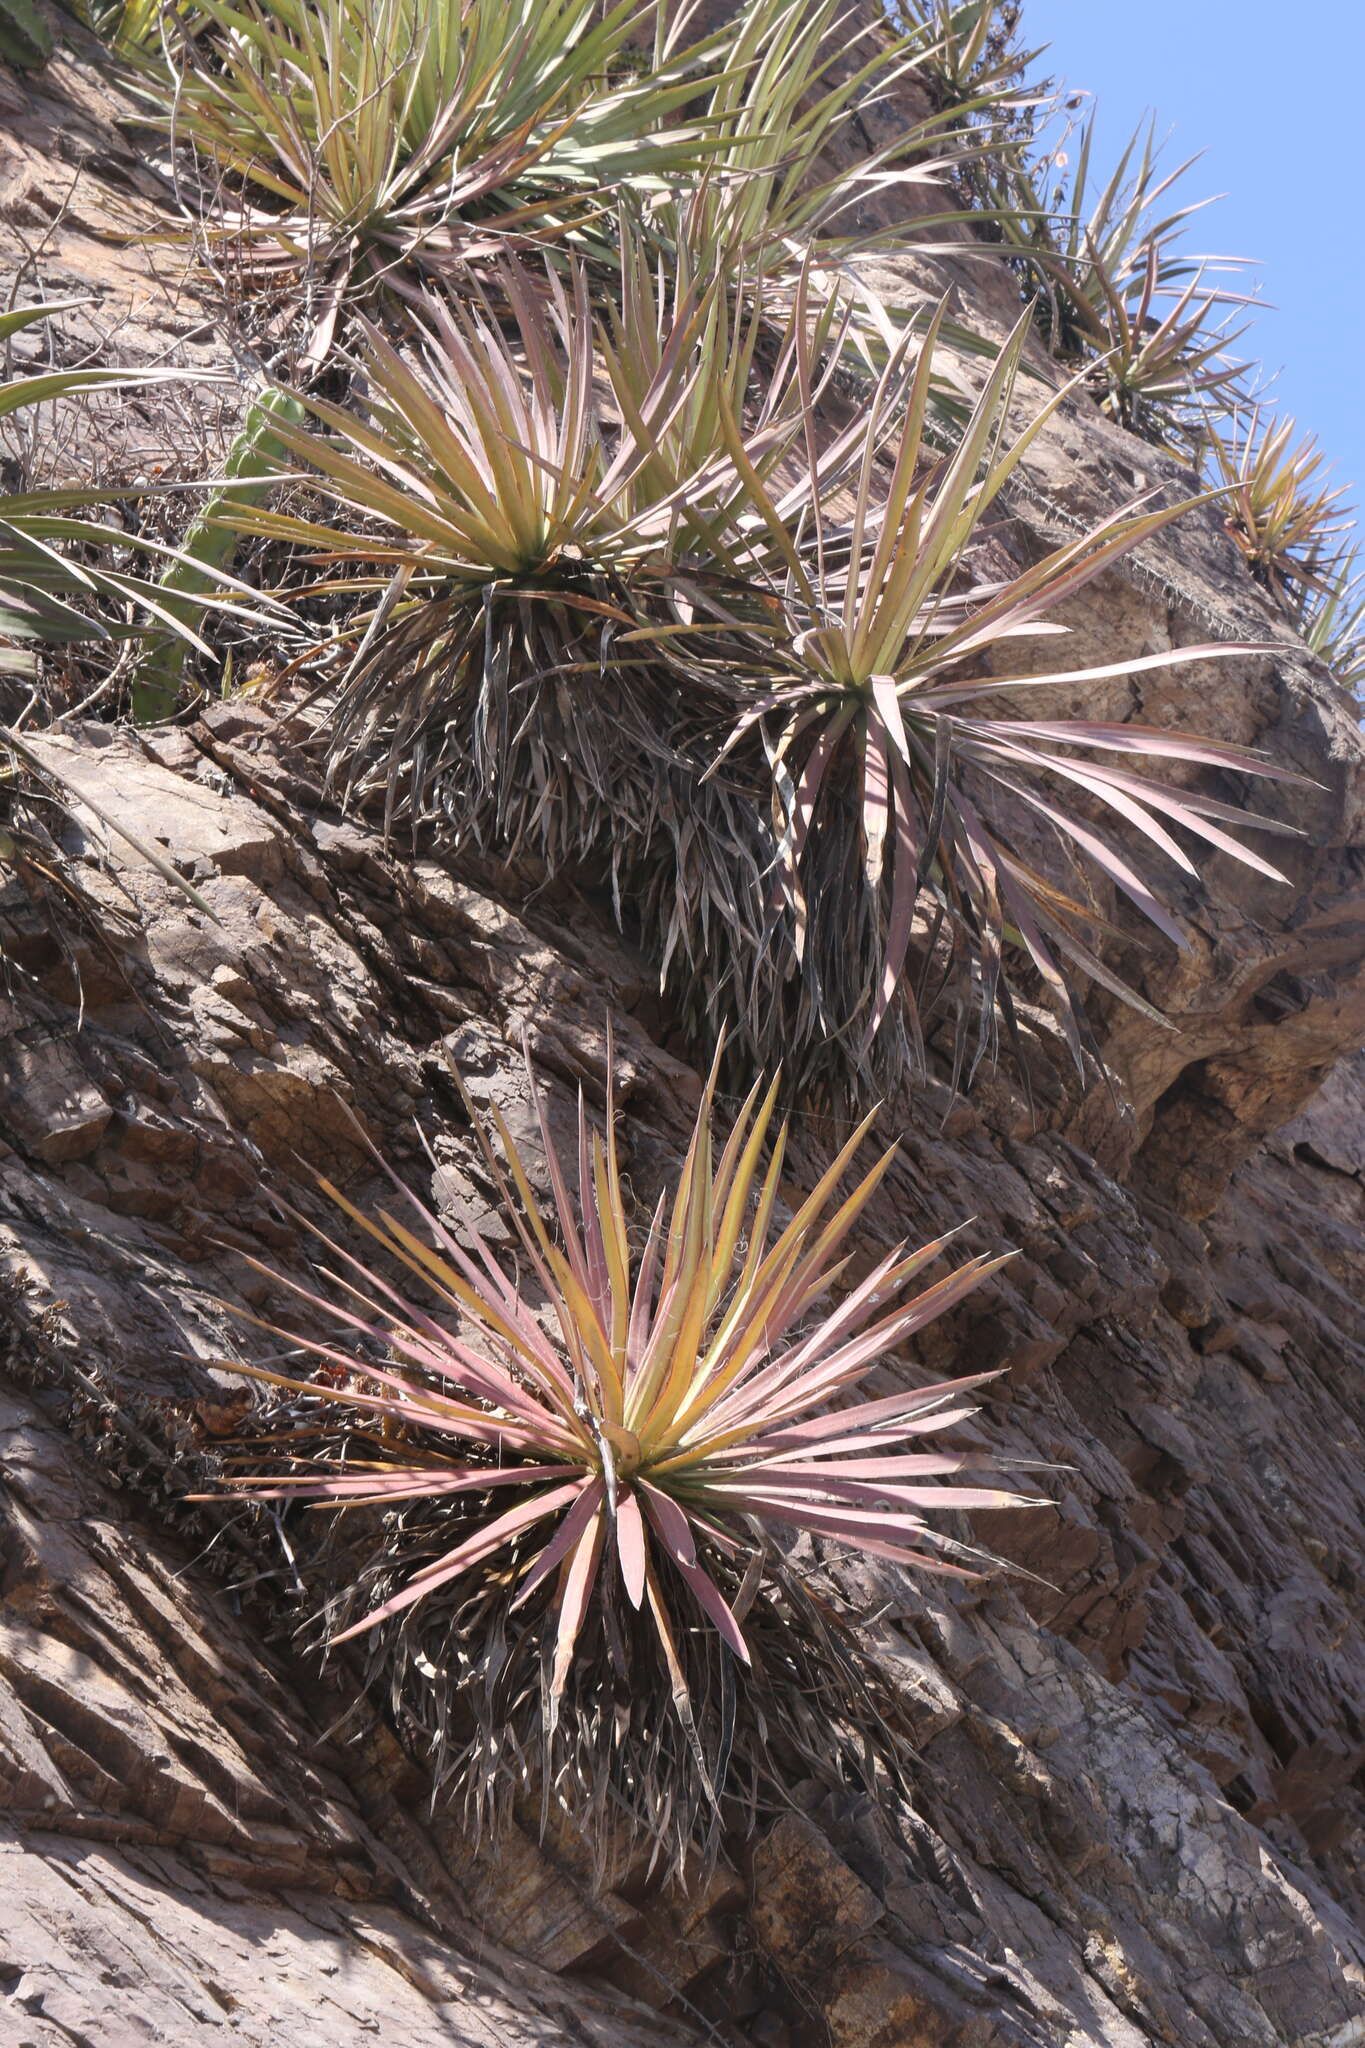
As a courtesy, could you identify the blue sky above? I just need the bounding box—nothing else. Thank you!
[1017,0,1364,522]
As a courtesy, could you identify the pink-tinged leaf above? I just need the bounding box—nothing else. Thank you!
[931,494,1207,661]
[638,1480,699,1568]
[870,673,912,766]
[240,1477,462,1506]
[724,1470,1036,1511]
[746,1499,984,1578]
[917,643,1282,711]
[755,1389,995,1446]
[615,1486,649,1610]
[711,1241,910,1421]
[216,1351,566,1459]
[973,739,1198,877]
[734,1491,982,1534]
[326,1127,578,1399]
[236,1225,569,1428]
[550,1507,606,1700]
[309,1173,559,1371]
[330,1480,584,1644]
[626,1190,667,1378]
[1012,783,1189,948]
[711,1362,1002,1452]
[673,1554,751,1664]
[737,1415,983,1464]
[1043,757,1297,882]
[372,1319,559,1425]
[709,1254,1012,1438]
[720,1452,974,1481]
[531,1081,594,1300]
[512,1476,604,1610]
[246,1461,579,1502]
[995,718,1309,783]
[577,1097,611,1328]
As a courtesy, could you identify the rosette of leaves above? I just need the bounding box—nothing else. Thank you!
[701,297,1305,1088]
[142,0,744,361]
[1068,238,1251,457]
[210,1048,1030,1865]
[220,251,907,1055]
[1203,405,1354,614]
[1007,114,1252,455]
[887,0,1047,202]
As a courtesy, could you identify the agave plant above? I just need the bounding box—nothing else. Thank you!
[889,0,1045,183]
[210,1046,1027,1851]
[700,298,1304,1082]
[1302,550,1365,703]
[1203,406,1354,612]
[1004,113,1252,452]
[1028,114,1224,334]
[1068,239,1251,455]
[219,252,907,1054]
[656,0,960,275]
[224,257,710,742]
[146,0,737,359]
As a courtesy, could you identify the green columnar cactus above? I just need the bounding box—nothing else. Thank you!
[130,386,305,724]
[0,0,54,67]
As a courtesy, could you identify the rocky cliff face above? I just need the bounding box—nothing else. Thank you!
[3,31,1365,2048]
